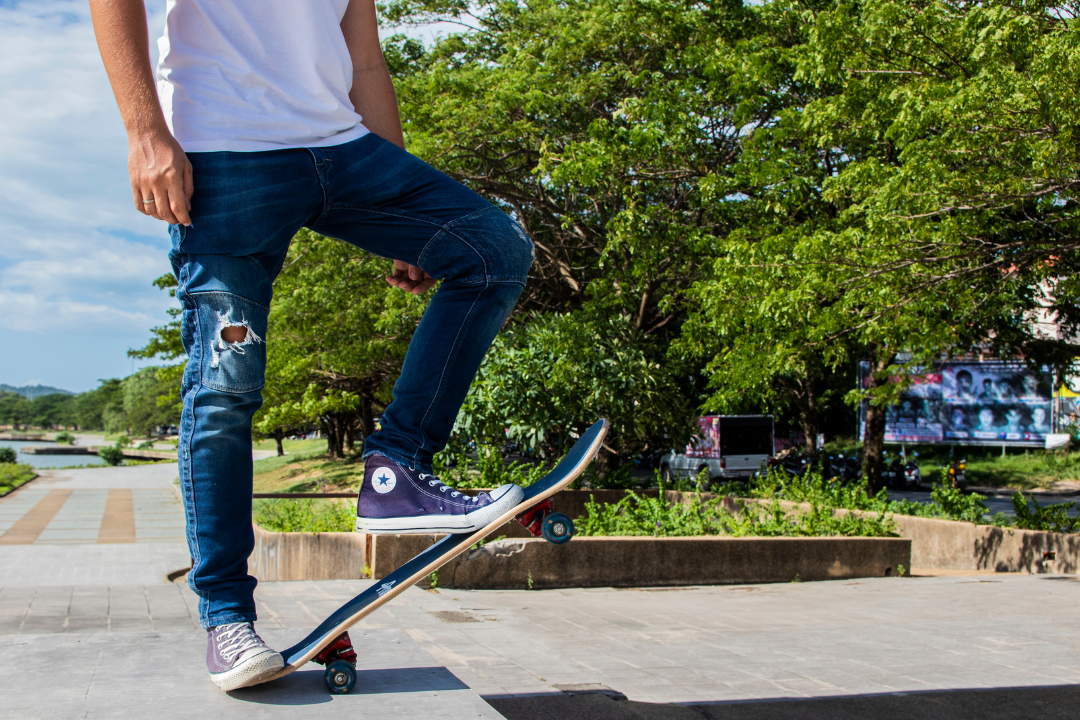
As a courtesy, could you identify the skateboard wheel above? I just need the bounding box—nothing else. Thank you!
[541,513,573,545]
[324,659,356,694]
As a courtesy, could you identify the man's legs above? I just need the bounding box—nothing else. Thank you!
[171,134,531,658]
[171,148,321,628]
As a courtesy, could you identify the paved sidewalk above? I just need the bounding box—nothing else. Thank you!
[250,575,1080,706]
[0,464,502,719]
[5,573,1077,716]
[1,628,499,719]
[2,464,1079,718]
[0,464,185,545]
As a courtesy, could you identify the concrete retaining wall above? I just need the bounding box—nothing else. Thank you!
[249,524,369,581]
[422,536,909,590]
[690,493,1080,575]
[250,526,909,588]
[87,447,176,460]
[893,514,1080,574]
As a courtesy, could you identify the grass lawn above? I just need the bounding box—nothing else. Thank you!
[823,438,1080,489]
[0,463,37,495]
[252,440,367,493]
[252,438,327,455]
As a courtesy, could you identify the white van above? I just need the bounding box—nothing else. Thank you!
[659,415,774,484]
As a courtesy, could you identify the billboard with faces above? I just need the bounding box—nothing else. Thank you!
[862,361,1054,446]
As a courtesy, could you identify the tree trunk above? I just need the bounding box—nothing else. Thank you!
[358,396,376,454]
[593,445,619,479]
[273,429,285,457]
[343,419,355,454]
[802,419,818,455]
[323,417,345,460]
[861,351,896,493]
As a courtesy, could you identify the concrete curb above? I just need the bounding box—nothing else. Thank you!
[248,526,910,588]
[380,535,912,589]
[249,524,369,581]
[894,513,1080,573]
[735,496,1080,574]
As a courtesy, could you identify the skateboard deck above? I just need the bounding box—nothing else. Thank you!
[261,418,609,692]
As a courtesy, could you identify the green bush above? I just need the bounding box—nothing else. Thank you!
[576,481,898,538]
[1012,493,1080,534]
[722,467,1079,534]
[98,445,125,466]
[432,444,546,489]
[0,447,16,464]
[0,463,36,494]
[136,440,155,450]
[252,498,355,532]
[54,432,75,445]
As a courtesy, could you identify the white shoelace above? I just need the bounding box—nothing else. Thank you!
[216,622,267,663]
[419,473,478,502]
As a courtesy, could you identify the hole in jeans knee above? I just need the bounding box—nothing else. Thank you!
[211,311,264,369]
[220,326,248,344]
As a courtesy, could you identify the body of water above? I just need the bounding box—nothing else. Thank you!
[0,440,107,469]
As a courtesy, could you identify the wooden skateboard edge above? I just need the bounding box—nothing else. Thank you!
[262,418,609,683]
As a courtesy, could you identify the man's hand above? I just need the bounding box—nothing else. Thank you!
[90,0,192,225]
[386,260,436,295]
[129,131,193,226]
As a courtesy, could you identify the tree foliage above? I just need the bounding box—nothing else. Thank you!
[457,311,692,467]
[680,0,1080,486]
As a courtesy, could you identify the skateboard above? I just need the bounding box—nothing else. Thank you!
[260,418,609,693]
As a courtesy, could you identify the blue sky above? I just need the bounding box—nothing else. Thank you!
[0,1,446,393]
[0,1,173,392]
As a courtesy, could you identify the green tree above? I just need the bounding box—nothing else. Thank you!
[685,0,1080,488]
[128,273,185,419]
[121,367,181,437]
[27,393,76,429]
[458,311,694,471]
[0,392,31,430]
[381,0,775,458]
[72,379,125,432]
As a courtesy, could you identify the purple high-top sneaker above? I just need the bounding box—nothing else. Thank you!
[356,454,524,534]
[206,621,283,691]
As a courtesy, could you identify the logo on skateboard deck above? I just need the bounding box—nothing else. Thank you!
[372,468,397,493]
[375,580,396,597]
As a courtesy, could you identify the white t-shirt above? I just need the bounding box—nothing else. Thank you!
[156,0,369,152]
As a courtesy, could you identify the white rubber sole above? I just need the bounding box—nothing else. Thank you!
[355,484,525,535]
[210,649,285,691]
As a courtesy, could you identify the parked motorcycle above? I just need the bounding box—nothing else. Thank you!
[902,452,923,490]
[947,457,968,491]
[825,453,861,483]
[779,453,811,479]
[882,451,906,489]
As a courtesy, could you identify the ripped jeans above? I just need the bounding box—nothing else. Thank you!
[169,133,534,628]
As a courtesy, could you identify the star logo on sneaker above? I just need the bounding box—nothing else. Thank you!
[372,467,397,494]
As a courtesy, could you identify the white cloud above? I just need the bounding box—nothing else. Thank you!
[0,1,174,346]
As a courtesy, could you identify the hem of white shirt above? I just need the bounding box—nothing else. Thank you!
[178,123,370,154]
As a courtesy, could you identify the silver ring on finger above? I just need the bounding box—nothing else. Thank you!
[143,198,156,204]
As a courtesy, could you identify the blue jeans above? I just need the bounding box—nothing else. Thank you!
[169,133,533,628]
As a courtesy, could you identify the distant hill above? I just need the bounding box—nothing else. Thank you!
[0,383,74,399]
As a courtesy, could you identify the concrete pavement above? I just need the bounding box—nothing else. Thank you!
[2,463,1079,718]
[1,628,499,719]
[0,463,504,718]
